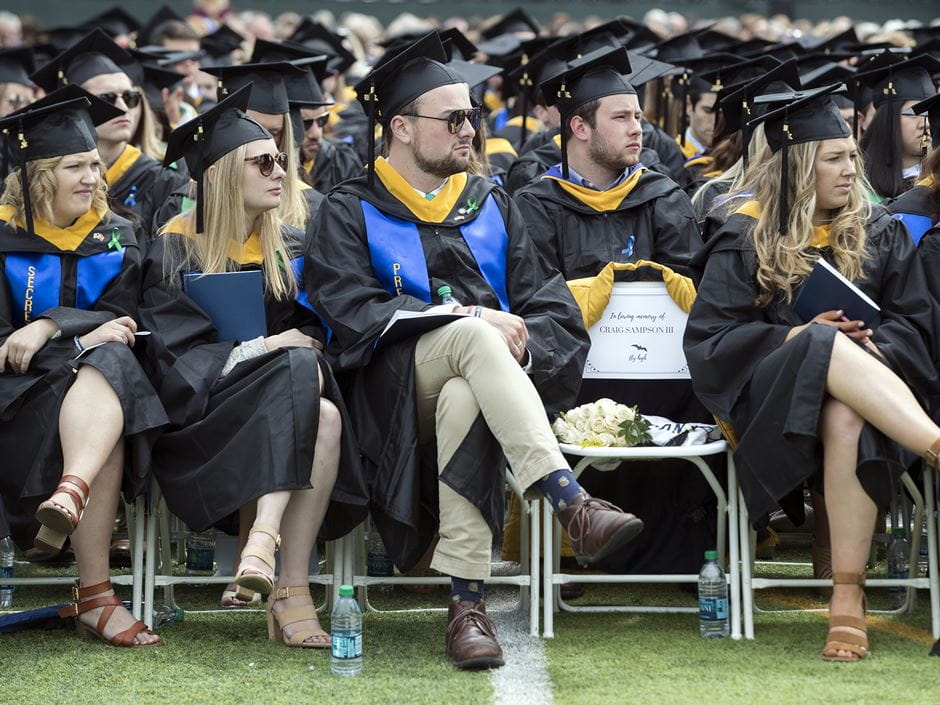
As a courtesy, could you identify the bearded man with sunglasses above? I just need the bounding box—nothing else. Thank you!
[306,34,644,670]
[299,106,363,194]
[30,29,188,244]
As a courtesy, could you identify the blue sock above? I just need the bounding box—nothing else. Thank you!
[450,577,485,604]
[536,469,584,512]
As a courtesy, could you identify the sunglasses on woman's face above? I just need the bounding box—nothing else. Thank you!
[302,114,330,131]
[96,90,143,109]
[402,107,483,135]
[244,152,289,177]
[4,94,29,111]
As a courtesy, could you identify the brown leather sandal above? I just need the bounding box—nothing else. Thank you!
[821,572,868,662]
[234,524,279,597]
[35,475,90,552]
[59,580,162,648]
[267,586,331,649]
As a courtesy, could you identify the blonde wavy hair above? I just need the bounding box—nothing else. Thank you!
[132,93,166,162]
[698,124,772,218]
[0,154,108,225]
[158,142,297,300]
[274,114,309,230]
[747,138,871,307]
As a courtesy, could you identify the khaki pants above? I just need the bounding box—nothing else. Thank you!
[414,317,566,580]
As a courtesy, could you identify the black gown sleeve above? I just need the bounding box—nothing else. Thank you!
[512,190,563,273]
[648,185,703,275]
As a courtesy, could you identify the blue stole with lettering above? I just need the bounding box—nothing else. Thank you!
[5,253,61,326]
[361,195,511,312]
[289,255,333,342]
[75,250,125,310]
[891,212,935,246]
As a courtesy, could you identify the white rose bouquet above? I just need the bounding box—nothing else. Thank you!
[552,398,652,447]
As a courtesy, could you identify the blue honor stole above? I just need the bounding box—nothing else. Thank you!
[361,195,511,311]
[891,212,935,246]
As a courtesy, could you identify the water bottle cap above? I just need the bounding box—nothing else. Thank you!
[891,527,907,536]
[704,550,718,561]
[339,584,355,597]
[437,285,452,297]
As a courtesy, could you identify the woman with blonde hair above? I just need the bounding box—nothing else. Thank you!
[0,86,167,647]
[140,85,366,647]
[684,85,940,662]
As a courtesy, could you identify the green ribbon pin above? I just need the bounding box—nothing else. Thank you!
[107,228,123,252]
[465,197,479,214]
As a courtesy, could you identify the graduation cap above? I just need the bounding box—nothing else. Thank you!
[650,27,710,63]
[800,61,855,89]
[139,63,185,115]
[747,83,851,235]
[914,38,940,63]
[202,62,306,116]
[43,26,89,53]
[481,9,540,40]
[200,25,245,65]
[250,40,332,106]
[163,84,271,233]
[624,52,675,88]
[0,85,123,235]
[698,55,781,95]
[540,46,634,178]
[477,35,522,62]
[853,53,940,108]
[31,28,137,92]
[288,20,355,76]
[907,25,940,47]
[718,59,802,164]
[734,38,778,58]
[0,47,35,87]
[354,32,464,185]
[447,60,502,91]
[698,29,740,54]
[667,53,741,147]
[813,27,860,56]
[136,5,183,47]
[912,92,940,149]
[83,7,140,40]
[440,28,479,62]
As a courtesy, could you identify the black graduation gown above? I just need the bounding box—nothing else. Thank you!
[304,172,590,570]
[0,210,168,547]
[885,180,939,245]
[642,121,689,189]
[139,226,367,536]
[683,207,940,524]
[519,128,558,156]
[106,145,189,241]
[308,139,363,194]
[514,168,702,280]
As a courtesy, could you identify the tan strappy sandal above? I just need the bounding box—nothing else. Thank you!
[267,586,331,649]
[35,475,90,552]
[821,572,868,662]
[234,524,279,597]
[59,579,161,648]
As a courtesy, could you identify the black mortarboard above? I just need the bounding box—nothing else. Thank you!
[136,5,183,47]
[139,63,185,115]
[718,59,802,163]
[854,53,940,108]
[250,39,331,106]
[613,17,662,51]
[84,7,140,39]
[735,38,778,58]
[152,49,206,69]
[800,61,855,90]
[912,92,940,149]
[915,39,940,63]
[747,83,851,235]
[813,27,860,56]
[481,9,541,40]
[447,59,502,91]
[908,25,940,47]
[163,84,271,233]
[200,25,245,64]
[477,35,522,62]
[541,46,634,178]
[624,52,675,88]
[667,53,741,147]
[578,20,635,48]
[0,47,35,87]
[440,29,479,62]
[698,55,781,95]
[31,28,136,92]
[43,27,88,53]
[0,85,122,234]
[650,27,709,63]
[202,62,305,116]
[698,29,739,54]
[288,20,355,76]
[354,32,464,184]
[763,41,805,63]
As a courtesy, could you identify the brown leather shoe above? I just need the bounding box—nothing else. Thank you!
[556,493,644,566]
[445,600,504,670]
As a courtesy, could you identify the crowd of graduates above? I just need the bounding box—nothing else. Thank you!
[1,2,940,667]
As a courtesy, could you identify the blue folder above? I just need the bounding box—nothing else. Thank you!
[793,257,880,329]
[182,270,267,342]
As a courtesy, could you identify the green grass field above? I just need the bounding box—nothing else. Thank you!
[1,545,937,705]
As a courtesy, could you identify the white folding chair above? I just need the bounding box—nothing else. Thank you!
[543,277,741,639]
[349,473,541,637]
[739,466,940,640]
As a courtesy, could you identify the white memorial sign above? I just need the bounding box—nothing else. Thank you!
[583,281,690,379]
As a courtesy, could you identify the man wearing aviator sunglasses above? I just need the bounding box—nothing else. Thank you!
[307,33,636,671]
[299,106,362,194]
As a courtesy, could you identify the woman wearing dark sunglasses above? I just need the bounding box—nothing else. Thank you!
[30,29,189,242]
[141,87,365,649]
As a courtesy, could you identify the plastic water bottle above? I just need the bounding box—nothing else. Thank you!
[331,584,363,676]
[698,549,729,638]
[185,530,216,577]
[888,527,911,610]
[366,527,393,594]
[152,602,184,629]
[0,536,15,608]
[437,285,461,306]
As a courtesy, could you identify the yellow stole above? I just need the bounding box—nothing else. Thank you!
[163,214,264,265]
[485,137,518,158]
[105,144,142,186]
[676,135,700,160]
[506,115,541,131]
[373,157,468,223]
[543,167,646,212]
[918,176,935,188]
[735,200,831,247]
[0,204,107,250]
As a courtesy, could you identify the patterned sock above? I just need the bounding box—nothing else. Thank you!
[450,577,485,604]
[535,469,584,512]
